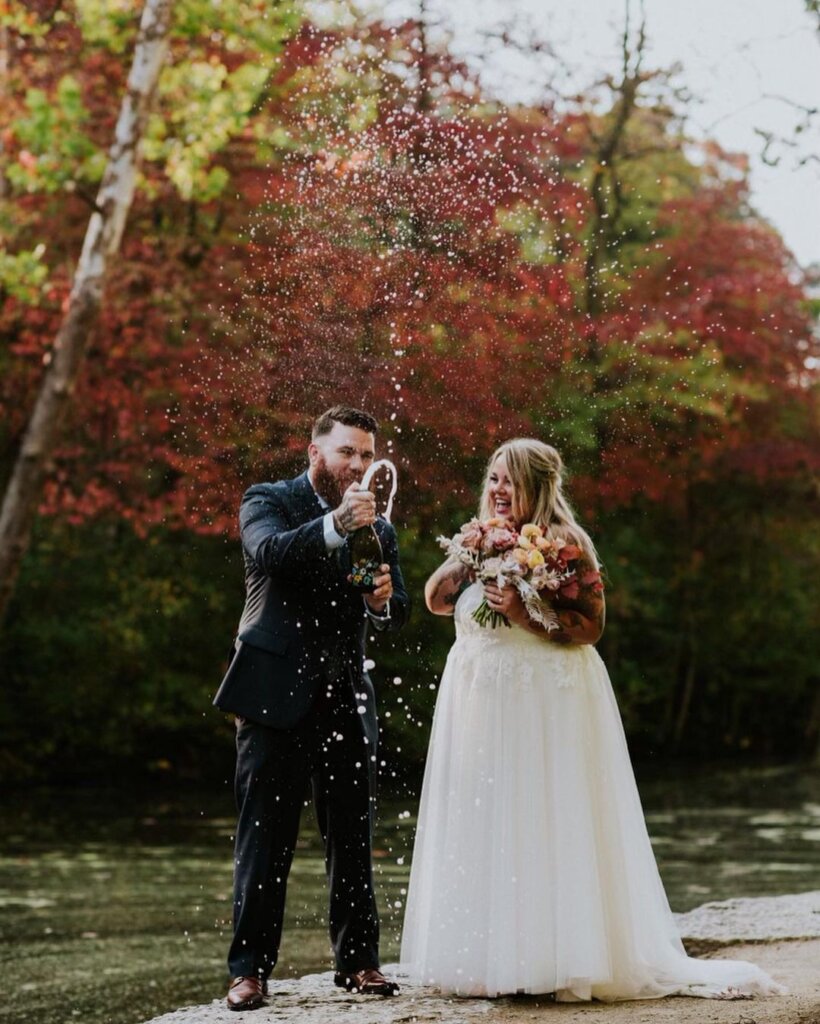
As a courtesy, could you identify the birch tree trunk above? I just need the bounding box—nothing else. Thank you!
[0,24,9,202]
[0,0,174,624]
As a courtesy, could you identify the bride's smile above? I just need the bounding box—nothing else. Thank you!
[488,457,514,520]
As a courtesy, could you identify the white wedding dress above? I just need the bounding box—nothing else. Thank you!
[400,583,785,1001]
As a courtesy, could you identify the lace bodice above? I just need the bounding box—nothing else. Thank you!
[451,582,600,689]
[455,582,545,648]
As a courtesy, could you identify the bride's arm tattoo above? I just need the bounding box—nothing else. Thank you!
[444,575,472,607]
[430,563,468,603]
[550,609,596,645]
[537,554,605,645]
[427,562,471,613]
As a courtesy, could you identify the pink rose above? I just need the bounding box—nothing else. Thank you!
[459,521,484,551]
[482,526,518,554]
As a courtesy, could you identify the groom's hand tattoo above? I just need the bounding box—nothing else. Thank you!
[333,511,350,536]
[334,490,375,534]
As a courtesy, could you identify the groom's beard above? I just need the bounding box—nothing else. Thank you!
[311,456,361,508]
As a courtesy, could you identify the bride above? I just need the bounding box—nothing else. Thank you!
[400,438,785,1002]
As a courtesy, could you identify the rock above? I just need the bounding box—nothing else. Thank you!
[143,968,494,1023]
[674,891,820,942]
[143,894,820,1024]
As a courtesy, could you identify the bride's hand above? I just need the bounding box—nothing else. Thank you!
[484,582,525,624]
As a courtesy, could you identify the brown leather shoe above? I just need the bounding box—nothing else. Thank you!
[226,976,267,1011]
[334,967,400,996]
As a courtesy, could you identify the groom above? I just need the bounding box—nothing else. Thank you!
[213,405,409,1011]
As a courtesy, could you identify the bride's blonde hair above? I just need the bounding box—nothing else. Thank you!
[478,438,599,567]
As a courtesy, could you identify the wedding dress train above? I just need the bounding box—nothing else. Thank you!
[400,584,784,1001]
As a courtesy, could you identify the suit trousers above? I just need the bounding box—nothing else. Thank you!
[227,676,380,980]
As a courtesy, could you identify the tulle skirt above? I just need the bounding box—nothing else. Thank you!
[400,589,785,1001]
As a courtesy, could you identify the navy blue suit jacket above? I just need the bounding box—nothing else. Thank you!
[213,471,409,734]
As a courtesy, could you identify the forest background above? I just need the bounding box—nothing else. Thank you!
[1,0,817,787]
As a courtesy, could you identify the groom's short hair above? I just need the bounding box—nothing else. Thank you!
[312,405,379,440]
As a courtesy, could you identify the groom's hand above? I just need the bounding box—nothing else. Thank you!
[333,481,376,535]
[365,564,393,614]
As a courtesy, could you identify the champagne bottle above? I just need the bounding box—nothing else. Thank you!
[345,459,397,593]
[347,522,384,593]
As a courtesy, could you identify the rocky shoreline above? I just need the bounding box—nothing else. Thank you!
[144,892,820,1024]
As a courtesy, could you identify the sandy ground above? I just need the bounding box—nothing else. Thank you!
[144,940,819,1024]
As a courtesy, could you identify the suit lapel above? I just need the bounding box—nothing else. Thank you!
[291,470,325,525]
[291,471,348,577]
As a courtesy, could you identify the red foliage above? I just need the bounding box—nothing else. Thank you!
[1,15,816,536]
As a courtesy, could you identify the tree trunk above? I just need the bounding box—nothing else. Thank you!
[806,685,820,765]
[583,5,644,319]
[0,23,9,201]
[672,480,699,752]
[0,0,174,624]
[672,629,698,751]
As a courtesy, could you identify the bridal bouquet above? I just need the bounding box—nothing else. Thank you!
[437,518,580,629]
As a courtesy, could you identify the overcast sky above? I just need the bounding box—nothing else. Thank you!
[374,0,820,268]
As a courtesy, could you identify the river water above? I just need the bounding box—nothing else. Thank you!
[1,762,818,1024]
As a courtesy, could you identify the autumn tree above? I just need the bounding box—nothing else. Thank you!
[0,4,816,777]
[0,0,176,623]
[0,0,304,548]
